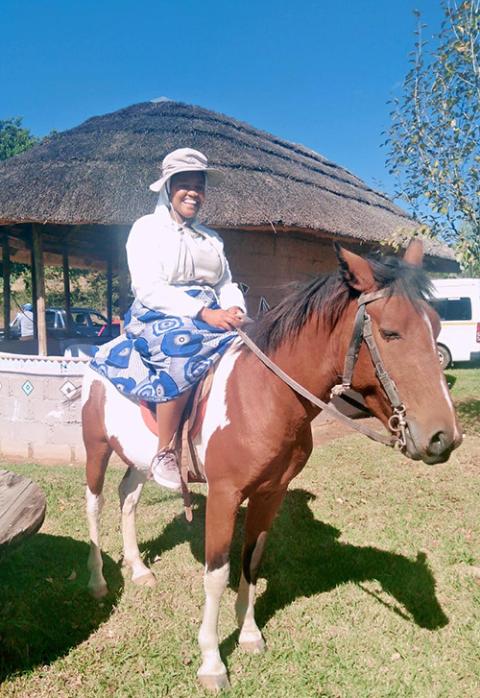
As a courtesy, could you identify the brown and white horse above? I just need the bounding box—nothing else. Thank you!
[82,242,461,690]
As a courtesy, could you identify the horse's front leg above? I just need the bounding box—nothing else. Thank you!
[119,466,156,586]
[86,487,108,598]
[235,488,287,653]
[85,441,112,598]
[198,487,241,692]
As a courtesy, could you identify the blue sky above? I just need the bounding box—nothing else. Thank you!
[1,0,444,197]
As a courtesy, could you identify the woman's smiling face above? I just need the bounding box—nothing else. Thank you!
[169,171,206,222]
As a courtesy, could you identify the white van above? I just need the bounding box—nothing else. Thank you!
[431,278,480,368]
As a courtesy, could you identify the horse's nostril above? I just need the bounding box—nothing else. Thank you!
[428,431,448,455]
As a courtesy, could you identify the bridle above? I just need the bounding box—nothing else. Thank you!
[330,288,408,450]
[237,287,409,451]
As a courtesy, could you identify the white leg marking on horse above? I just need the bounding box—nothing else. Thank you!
[196,341,242,464]
[119,468,155,586]
[236,532,267,651]
[198,562,230,685]
[86,487,108,598]
[422,311,461,440]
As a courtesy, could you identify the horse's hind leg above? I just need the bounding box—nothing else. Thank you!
[118,466,156,587]
[86,441,112,598]
[235,488,287,653]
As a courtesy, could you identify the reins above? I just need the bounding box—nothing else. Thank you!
[237,288,408,451]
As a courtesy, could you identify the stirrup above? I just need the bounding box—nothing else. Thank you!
[149,448,181,492]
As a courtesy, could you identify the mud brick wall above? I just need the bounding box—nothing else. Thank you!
[221,230,338,312]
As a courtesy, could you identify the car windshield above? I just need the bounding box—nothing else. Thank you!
[73,313,89,326]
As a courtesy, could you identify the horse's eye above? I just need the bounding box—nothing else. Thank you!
[380,328,401,341]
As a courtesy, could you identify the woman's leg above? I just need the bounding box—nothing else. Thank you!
[156,388,193,449]
[150,388,193,490]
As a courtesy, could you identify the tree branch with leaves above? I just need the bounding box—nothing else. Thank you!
[0,117,39,161]
[385,0,480,273]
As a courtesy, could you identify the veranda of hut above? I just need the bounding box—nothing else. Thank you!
[0,100,457,463]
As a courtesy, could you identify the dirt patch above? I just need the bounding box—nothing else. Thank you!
[311,412,385,447]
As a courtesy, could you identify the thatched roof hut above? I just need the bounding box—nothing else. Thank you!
[0,100,457,352]
[0,100,454,262]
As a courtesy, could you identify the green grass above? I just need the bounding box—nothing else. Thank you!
[0,368,478,697]
[1,431,480,697]
[445,365,480,435]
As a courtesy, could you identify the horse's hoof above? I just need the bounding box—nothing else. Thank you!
[132,571,157,588]
[198,673,230,692]
[88,583,108,599]
[239,637,266,654]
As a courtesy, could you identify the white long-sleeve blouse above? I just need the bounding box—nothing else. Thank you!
[126,205,246,317]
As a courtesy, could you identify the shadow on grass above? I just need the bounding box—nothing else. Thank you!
[444,373,457,390]
[141,488,448,651]
[455,398,480,435]
[0,534,123,683]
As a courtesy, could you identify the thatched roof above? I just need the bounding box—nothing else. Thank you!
[0,100,453,260]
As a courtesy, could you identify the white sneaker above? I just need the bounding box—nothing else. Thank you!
[150,449,181,491]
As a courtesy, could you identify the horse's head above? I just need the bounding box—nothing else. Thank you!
[335,240,462,464]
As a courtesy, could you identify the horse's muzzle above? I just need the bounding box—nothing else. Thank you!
[403,418,462,465]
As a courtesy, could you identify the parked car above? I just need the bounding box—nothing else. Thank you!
[44,307,120,340]
[0,307,120,356]
[431,278,480,368]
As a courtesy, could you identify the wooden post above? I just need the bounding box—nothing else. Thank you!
[31,224,47,355]
[2,235,11,339]
[107,255,113,328]
[62,245,72,331]
[30,244,37,339]
[117,232,129,331]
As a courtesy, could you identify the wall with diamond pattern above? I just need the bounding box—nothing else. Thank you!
[0,355,88,463]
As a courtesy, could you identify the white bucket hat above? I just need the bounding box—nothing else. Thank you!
[149,147,223,193]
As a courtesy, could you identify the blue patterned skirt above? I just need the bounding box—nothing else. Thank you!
[90,287,238,403]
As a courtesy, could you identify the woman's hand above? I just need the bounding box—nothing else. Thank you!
[198,306,245,330]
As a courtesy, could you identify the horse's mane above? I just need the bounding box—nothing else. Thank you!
[250,254,433,354]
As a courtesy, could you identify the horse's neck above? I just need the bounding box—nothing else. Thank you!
[248,313,348,419]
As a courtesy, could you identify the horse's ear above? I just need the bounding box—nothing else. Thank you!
[403,238,424,267]
[334,243,376,292]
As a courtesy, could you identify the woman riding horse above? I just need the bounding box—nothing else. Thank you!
[91,148,245,490]
[83,239,461,690]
